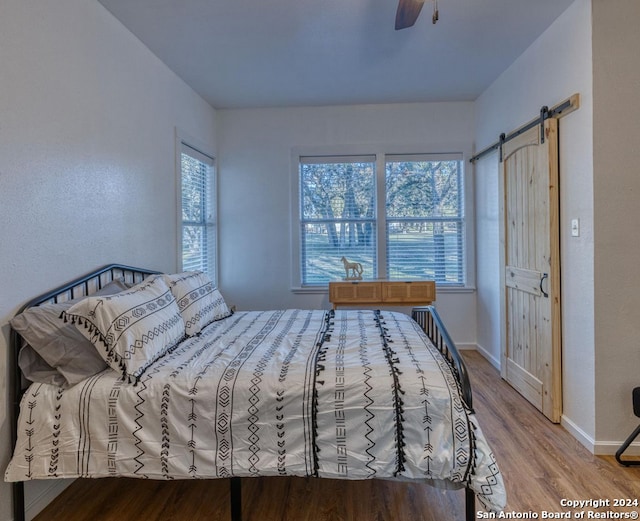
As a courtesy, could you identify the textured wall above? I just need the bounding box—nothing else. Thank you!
[592,0,640,445]
[0,1,217,518]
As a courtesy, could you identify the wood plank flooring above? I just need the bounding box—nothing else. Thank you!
[33,351,640,521]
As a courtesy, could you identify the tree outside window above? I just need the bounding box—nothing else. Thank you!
[298,154,464,286]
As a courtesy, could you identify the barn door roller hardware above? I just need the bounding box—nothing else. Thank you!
[470,93,580,164]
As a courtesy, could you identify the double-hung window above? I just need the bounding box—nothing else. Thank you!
[295,152,466,287]
[179,142,217,283]
[299,156,377,286]
[385,154,464,283]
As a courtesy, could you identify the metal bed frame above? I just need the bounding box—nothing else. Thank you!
[9,265,476,521]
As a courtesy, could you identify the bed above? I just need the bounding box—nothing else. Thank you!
[5,264,506,521]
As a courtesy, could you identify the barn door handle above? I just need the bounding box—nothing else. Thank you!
[539,273,549,298]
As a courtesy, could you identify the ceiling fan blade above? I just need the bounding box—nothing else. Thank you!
[395,0,425,30]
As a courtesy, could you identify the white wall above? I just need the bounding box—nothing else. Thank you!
[474,149,502,368]
[474,0,596,444]
[217,102,478,345]
[0,1,217,519]
[592,0,640,448]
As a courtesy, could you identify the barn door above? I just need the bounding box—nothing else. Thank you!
[500,118,562,423]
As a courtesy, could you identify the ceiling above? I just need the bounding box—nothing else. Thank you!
[96,0,575,109]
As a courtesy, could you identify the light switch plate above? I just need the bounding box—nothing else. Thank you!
[571,218,580,237]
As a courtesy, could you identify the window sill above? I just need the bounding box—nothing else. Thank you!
[291,285,476,294]
[291,286,330,294]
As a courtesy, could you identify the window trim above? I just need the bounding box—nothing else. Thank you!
[175,128,218,285]
[290,144,476,292]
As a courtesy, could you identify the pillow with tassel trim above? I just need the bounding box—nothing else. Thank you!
[162,271,232,336]
[61,275,185,384]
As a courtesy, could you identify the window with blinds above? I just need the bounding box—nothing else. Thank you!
[300,156,377,285]
[180,143,216,281]
[385,155,464,284]
[297,153,465,287]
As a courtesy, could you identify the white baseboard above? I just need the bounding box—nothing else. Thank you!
[561,415,597,453]
[24,479,74,521]
[562,413,640,456]
[474,343,501,370]
[594,441,640,456]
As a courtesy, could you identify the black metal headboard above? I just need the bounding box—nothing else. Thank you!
[9,264,160,521]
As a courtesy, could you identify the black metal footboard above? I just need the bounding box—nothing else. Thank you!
[411,305,476,521]
[411,306,473,411]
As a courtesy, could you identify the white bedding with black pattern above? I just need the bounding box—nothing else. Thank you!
[5,309,506,511]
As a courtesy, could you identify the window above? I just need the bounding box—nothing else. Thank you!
[296,152,465,287]
[179,142,217,282]
[299,156,377,286]
[385,155,464,283]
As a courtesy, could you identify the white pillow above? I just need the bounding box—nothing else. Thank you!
[163,271,232,336]
[62,275,185,383]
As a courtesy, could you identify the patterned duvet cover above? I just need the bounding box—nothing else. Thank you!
[5,309,506,512]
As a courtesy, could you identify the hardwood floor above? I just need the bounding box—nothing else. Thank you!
[33,351,640,521]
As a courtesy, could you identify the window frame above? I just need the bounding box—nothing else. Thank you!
[299,154,378,287]
[290,145,475,293]
[175,129,218,285]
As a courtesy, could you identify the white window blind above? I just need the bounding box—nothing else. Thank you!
[385,155,464,284]
[299,156,376,285]
[297,152,465,287]
[180,143,216,281]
